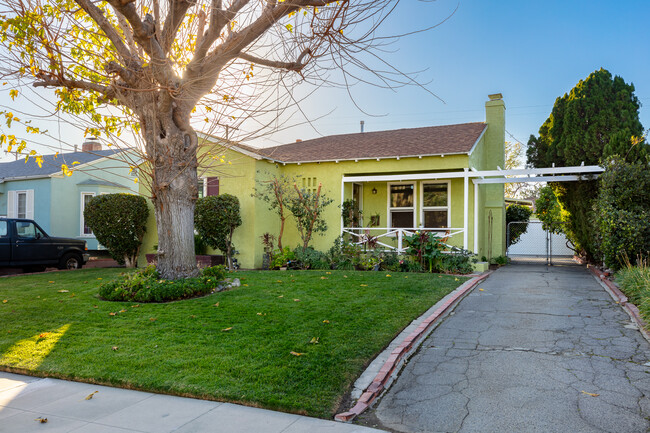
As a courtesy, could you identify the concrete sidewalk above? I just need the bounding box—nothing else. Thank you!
[366,264,650,433]
[0,372,384,433]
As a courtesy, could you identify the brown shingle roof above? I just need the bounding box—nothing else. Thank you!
[248,122,486,163]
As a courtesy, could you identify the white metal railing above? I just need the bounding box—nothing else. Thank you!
[341,227,464,253]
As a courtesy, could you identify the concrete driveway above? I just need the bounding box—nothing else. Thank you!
[366,264,650,433]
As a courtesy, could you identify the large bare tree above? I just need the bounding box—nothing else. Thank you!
[0,0,434,279]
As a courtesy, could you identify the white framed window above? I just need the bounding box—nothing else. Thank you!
[388,183,416,228]
[7,190,34,219]
[421,181,450,229]
[80,192,95,236]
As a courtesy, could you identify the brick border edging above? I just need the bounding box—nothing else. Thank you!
[334,271,493,423]
[588,266,650,342]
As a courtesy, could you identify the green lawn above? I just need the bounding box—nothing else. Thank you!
[0,269,466,417]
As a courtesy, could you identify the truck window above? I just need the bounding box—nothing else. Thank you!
[15,221,44,239]
[0,221,7,237]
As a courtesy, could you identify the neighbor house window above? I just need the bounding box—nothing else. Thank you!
[421,182,449,228]
[81,192,95,236]
[8,190,33,219]
[16,192,27,219]
[389,183,415,228]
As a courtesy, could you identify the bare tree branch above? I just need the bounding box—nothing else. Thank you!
[238,49,311,72]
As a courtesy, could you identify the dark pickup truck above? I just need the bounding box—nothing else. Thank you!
[0,218,90,272]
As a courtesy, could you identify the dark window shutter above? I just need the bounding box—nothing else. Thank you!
[206,177,220,196]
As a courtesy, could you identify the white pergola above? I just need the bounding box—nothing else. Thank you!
[340,164,604,253]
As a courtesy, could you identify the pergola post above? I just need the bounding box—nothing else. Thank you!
[463,168,469,250]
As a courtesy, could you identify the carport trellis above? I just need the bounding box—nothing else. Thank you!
[340,164,604,253]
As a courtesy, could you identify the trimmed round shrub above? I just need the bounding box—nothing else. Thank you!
[84,193,149,267]
[195,194,242,270]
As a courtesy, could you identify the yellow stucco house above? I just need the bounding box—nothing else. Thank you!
[140,94,507,269]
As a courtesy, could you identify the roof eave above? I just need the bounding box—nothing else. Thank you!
[274,152,471,165]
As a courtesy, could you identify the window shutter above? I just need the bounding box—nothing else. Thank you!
[206,177,219,196]
[25,190,34,220]
[7,191,16,218]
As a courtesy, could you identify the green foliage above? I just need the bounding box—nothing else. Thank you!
[439,253,474,274]
[194,233,208,255]
[526,69,648,259]
[83,194,149,267]
[290,185,334,250]
[270,247,297,269]
[535,186,565,234]
[292,246,331,270]
[253,173,294,251]
[404,232,446,273]
[615,255,650,308]
[595,157,650,269]
[341,199,362,228]
[195,194,242,270]
[98,265,227,302]
[490,255,509,266]
[505,204,533,246]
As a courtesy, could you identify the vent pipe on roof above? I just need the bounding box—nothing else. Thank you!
[360,120,365,133]
[74,145,78,152]
[296,139,302,143]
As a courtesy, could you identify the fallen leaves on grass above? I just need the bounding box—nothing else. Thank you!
[360,284,368,287]
[222,327,233,332]
[293,299,300,302]
[109,312,116,316]
[2,300,7,304]
[85,391,99,400]
[581,391,600,397]
[323,320,330,324]
[48,281,55,284]
[213,302,220,307]
[111,346,118,351]
[149,317,156,322]
[119,309,127,313]
[290,351,304,356]
[57,289,69,293]
[131,304,140,308]
[309,337,319,344]
[320,276,328,280]
[386,274,391,277]
[278,295,284,298]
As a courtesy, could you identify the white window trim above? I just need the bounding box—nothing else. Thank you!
[420,181,451,229]
[80,192,96,237]
[387,182,416,229]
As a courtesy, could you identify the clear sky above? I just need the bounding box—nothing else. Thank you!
[0,0,648,161]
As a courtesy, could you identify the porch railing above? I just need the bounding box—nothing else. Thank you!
[341,227,465,253]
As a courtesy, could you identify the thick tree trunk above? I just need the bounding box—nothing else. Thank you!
[145,110,200,280]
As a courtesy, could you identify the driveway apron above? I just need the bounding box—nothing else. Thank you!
[371,264,650,433]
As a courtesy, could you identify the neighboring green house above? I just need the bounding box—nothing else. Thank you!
[0,139,139,250]
[140,94,508,268]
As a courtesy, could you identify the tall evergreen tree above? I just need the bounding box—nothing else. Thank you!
[526,69,647,259]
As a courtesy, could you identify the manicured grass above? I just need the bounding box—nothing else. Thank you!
[0,269,466,417]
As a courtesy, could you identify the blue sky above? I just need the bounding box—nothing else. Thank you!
[265,0,649,148]
[0,0,648,160]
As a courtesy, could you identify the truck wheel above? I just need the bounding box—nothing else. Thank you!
[59,253,83,270]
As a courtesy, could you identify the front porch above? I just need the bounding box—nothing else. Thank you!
[339,165,605,258]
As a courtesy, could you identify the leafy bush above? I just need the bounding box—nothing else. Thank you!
[293,246,331,270]
[404,231,445,272]
[616,255,649,319]
[195,194,242,270]
[440,252,474,274]
[84,193,149,267]
[270,247,297,269]
[506,204,533,246]
[595,157,650,269]
[99,265,227,302]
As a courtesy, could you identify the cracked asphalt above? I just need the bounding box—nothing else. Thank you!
[365,264,650,433]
